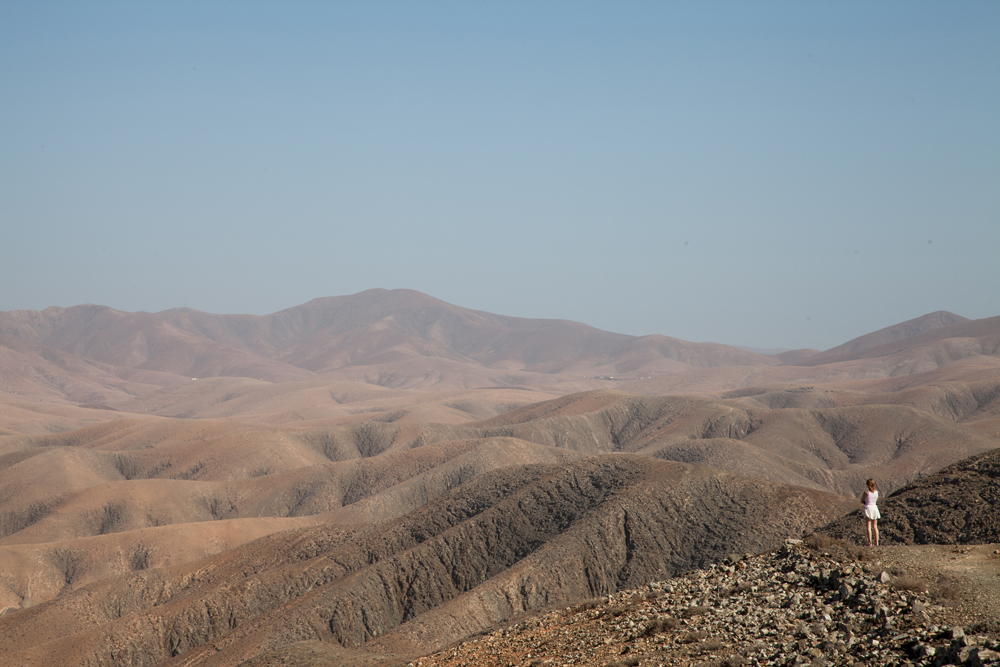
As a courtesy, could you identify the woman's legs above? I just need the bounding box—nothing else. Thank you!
[866,519,873,546]
[872,519,879,546]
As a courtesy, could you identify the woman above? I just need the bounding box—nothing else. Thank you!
[861,478,880,546]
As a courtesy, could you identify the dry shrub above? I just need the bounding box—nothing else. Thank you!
[694,658,745,667]
[682,605,710,618]
[702,640,726,651]
[679,631,709,644]
[891,576,930,593]
[604,660,640,667]
[129,543,155,571]
[643,617,679,636]
[602,605,629,619]
[804,532,867,561]
[721,582,752,597]
[970,620,1000,634]
[571,598,601,613]
[804,533,843,550]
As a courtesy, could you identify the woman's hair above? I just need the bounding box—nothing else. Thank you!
[866,479,877,491]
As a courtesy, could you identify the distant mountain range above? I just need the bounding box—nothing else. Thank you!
[0,290,998,666]
[1,289,995,402]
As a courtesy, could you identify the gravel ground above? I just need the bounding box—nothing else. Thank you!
[406,538,1000,667]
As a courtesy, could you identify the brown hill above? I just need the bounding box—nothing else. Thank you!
[0,305,313,383]
[2,382,997,619]
[4,388,994,542]
[472,388,1000,496]
[1,295,999,667]
[0,436,581,612]
[405,540,1000,667]
[820,446,1000,545]
[799,311,969,362]
[110,377,557,427]
[0,290,779,397]
[3,295,996,412]
[0,455,856,667]
[795,312,994,367]
[0,333,168,406]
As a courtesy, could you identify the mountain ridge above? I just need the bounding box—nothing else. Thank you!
[0,290,782,388]
[2,291,996,402]
[0,292,999,666]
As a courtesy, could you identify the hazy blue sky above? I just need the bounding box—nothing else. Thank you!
[2,2,998,350]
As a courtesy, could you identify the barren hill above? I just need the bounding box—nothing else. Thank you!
[795,312,995,367]
[0,290,778,391]
[2,294,997,422]
[2,383,998,618]
[1,294,999,666]
[405,538,1000,667]
[0,455,856,667]
[821,446,1000,545]
[798,311,968,362]
[0,290,784,418]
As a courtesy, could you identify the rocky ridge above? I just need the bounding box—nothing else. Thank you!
[406,539,1000,667]
[822,447,1000,546]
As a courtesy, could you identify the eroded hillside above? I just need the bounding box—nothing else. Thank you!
[0,455,856,667]
[0,299,998,666]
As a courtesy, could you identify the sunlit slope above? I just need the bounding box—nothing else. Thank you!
[4,385,997,547]
[473,388,1000,495]
[0,455,856,667]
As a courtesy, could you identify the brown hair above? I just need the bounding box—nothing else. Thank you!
[866,479,877,492]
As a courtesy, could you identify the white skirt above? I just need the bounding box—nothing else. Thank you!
[863,506,881,520]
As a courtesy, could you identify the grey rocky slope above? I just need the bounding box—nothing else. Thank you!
[822,447,1000,546]
[0,455,854,666]
[404,538,1000,667]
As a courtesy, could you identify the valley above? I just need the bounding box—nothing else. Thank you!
[0,290,997,666]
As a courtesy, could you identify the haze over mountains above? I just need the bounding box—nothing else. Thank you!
[1,289,997,431]
[0,290,998,666]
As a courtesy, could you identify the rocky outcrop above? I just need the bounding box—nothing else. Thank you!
[822,447,1000,545]
[0,455,854,666]
[408,540,1000,667]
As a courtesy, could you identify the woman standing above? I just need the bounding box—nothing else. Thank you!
[861,479,880,546]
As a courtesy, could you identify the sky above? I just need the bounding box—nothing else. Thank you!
[2,1,998,351]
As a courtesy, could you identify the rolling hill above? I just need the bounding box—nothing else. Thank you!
[0,455,856,667]
[0,292,998,666]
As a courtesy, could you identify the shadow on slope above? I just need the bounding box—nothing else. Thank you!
[0,438,582,610]
[472,390,1000,496]
[819,447,1000,546]
[5,387,996,547]
[0,455,855,667]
